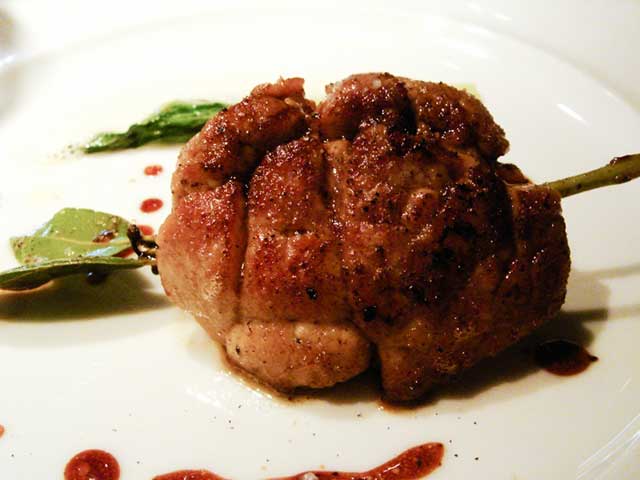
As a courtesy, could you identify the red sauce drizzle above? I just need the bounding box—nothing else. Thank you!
[144,165,164,176]
[154,470,226,480]
[534,339,598,376]
[140,198,164,213]
[154,443,443,480]
[0,424,5,438]
[64,449,120,480]
[138,224,155,236]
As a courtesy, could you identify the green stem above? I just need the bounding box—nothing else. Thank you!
[543,153,640,198]
[84,101,228,153]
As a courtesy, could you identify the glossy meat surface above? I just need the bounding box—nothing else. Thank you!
[157,73,570,401]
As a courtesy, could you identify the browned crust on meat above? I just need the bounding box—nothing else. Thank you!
[157,181,246,341]
[225,321,371,390]
[241,137,349,324]
[171,77,315,201]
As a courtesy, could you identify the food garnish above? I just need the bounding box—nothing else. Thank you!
[84,101,227,153]
[0,208,150,290]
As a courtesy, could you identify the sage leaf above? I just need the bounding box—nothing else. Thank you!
[84,101,228,153]
[0,257,148,291]
[11,208,131,265]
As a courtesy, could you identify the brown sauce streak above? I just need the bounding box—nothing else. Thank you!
[64,449,120,480]
[534,339,598,376]
[140,198,164,213]
[154,443,443,480]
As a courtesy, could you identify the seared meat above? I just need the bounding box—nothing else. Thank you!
[157,73,570,402]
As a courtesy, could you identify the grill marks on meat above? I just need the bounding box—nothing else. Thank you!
[157,73,570,401]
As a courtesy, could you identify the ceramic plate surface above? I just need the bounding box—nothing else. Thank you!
[0,5,639,479]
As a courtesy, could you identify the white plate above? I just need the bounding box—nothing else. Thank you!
[1,5,639,480]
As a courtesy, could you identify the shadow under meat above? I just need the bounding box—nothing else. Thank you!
[294,368,383,406]
[0,270,171,321]
[426,313,595,405]
[308,268,614,409]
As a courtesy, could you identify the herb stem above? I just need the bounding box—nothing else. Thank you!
[127,225,158,263]
[543,153,640,198]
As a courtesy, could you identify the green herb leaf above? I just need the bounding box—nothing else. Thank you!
[84,101,228,153]
[0,257,149,291]
[2,208,154,291]
[11,208,132,265]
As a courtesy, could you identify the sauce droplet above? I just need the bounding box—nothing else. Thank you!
[154,443,443,480]
[0,424,5,438]
[138,224,155,236]
[144,165,164,176]
[64,449,120,480]
[140,198,164,213]
[534,339,598,376]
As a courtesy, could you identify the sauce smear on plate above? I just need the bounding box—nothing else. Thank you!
[154,443,443,480]
[534,339,598,375]
[64,449,120,480]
